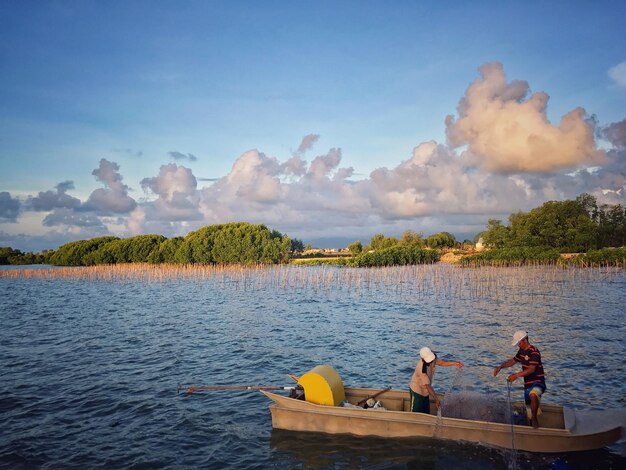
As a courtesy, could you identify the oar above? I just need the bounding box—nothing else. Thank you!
[178,384,297,396]
[356,386,392,407]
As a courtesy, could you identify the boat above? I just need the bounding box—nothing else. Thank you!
[260,366,623,453]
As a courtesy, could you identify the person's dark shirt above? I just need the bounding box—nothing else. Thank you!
[514,344,546,388]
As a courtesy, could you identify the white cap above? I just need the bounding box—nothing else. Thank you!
[420,346,436,363]
[512,330,528,346]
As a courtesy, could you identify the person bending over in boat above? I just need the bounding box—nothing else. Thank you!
[409,347,464,414]
[493,330,546,428]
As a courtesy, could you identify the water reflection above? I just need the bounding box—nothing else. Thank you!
[269,429,515,469]
[269,429,625,469]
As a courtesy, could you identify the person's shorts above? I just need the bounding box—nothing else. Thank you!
[524,384,546,405]
[409,388,430,413]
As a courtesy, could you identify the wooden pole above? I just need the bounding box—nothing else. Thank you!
[179,384,297,396]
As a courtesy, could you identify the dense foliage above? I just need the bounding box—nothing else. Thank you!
[0,247,22,265]
[351,245,440,267]
[83,235,167,265]
[347,240,363,255]
[477,194,626,252]
[177,223,291,264]
[29,222,292,266]
[147,237,185,264]
[362,230,426,252]
[47,236,119,266]
[460,247,561,267]
[569,247,626,267]
[425,231,457,249]
[0,247,48,265]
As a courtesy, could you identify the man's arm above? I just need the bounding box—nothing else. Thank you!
[425,384,441,409]
[436,358,464,368]
[493,358,516,376]
[507,364,536,382]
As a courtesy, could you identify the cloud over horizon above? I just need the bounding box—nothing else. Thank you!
[2,63,625,252]
[445,62,606,173]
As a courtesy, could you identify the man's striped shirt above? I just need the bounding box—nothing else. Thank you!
[514,344,546,388]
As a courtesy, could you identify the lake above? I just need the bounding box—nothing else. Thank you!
[1,264,624,469]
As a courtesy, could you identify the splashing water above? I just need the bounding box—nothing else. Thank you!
[434,366,464,437]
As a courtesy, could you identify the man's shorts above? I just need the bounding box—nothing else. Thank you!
[524,384,546,405]
[524,384,546,419]
[409,388,430,413]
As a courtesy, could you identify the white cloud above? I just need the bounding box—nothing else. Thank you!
[139,164,202,222]
[608,61,626,89]
[445,62,606,173]
[27,181,81,211]
[83,159,137,213]
[295,134,320,155]
[5,64,626,252]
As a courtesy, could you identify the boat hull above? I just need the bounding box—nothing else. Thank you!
[262,388,622,453]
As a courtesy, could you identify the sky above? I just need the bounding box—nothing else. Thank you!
[1,1,625,252]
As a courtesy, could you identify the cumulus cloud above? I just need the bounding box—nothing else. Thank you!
[601,118,626,149]
[83,159,137,213]
[296,134,320,155]
[445,62,606,173]
[139,164,203,222]
[608,61,626,89]
[0,192,20,222]
[43,207,108,228]
[126,207,147,235]
[168,151,198,162]
[27,181,81,211]
[5,64,626,251]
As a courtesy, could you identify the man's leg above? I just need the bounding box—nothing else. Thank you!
[529,393,540,428]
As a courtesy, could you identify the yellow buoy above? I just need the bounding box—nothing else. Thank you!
[297,365,345,406]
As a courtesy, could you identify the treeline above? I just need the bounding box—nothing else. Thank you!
[304,231,444,267]
[461,246,626,267]
[460,247,562,267]
[347,230,458,255]
[351,244,440,266]
[477,193,626,252]
[0,247,49,265]
[7,223,293,266]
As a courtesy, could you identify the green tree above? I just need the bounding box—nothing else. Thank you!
[400,230,425,247]
[180,222,290,264]
[83,235,166,264]
[482,219,509,249]
[597,204,626,247]
[347,240,363,255]
[148,237,185,263]
[0,247,22,265]
[48,236,119,266]
[425,231,456,249]
[508,200,596,251]
[576,193,599,222]
[290,238,305,253]
[368,233,399,251]
[351,245,440,267]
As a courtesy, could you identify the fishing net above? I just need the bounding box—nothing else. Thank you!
[437,368,526,426]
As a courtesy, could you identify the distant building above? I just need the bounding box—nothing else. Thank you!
[475,237,485,252]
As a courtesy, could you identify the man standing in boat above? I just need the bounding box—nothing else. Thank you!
[493,330,546,428]
[410,347,464,414]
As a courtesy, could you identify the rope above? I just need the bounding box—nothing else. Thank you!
[506,381,518,469]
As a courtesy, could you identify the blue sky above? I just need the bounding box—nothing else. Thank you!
[1,1,625,251]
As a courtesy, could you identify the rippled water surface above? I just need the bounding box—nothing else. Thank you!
[1,265,624,469]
